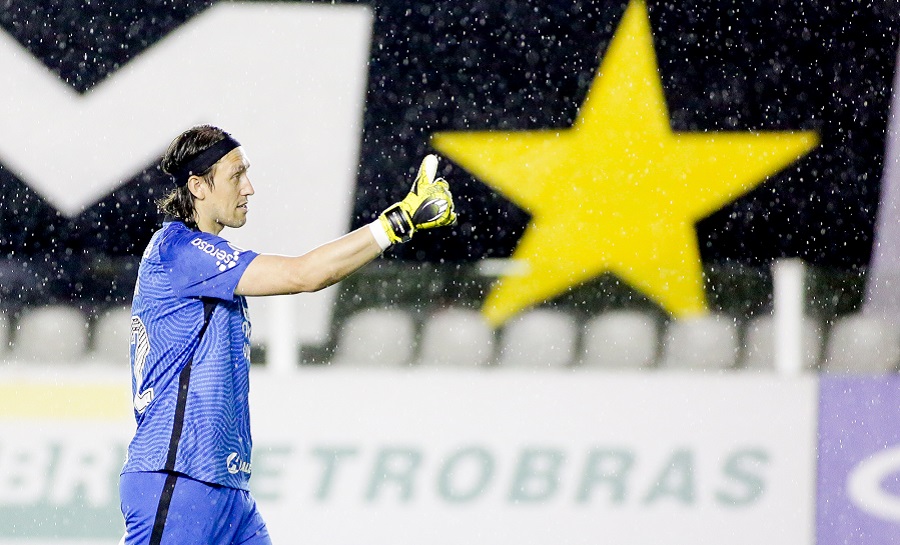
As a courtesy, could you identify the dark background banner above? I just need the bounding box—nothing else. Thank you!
[0,0,898,302]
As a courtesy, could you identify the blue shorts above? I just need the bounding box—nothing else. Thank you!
[119,471,271,545]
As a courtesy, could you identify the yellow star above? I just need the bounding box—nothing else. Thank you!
[432,0,819,327]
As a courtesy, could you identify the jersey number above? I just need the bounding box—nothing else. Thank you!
[131,316,154,414]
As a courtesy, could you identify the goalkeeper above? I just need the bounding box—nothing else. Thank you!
[118,124,455,545]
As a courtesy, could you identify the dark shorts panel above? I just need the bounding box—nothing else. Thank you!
[119,471,271,545]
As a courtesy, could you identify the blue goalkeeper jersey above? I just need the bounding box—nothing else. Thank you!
[122,220,259,490]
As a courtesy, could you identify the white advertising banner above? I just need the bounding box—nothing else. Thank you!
[0,368,817,545]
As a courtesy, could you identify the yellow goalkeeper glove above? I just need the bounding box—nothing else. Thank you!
[378,154,457,245]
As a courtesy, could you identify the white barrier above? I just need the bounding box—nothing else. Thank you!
[0,367,817,545]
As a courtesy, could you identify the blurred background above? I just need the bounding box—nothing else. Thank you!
[0,0,898,544]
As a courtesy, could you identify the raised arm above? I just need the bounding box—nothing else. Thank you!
[236,227,381,295]
[235,155,456,296]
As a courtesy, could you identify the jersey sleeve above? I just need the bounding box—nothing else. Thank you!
[161,230,259,300]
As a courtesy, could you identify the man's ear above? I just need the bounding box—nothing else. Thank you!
[187,175,207,200]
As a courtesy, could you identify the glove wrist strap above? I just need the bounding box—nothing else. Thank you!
[382,205,414,243]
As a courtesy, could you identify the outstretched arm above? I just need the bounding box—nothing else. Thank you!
[235,155,456,297]
[235,226,383,295]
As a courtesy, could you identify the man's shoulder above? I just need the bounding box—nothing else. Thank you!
[158,222,215,259]
[159,225,254,278]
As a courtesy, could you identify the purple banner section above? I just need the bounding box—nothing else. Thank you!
[818,376,900,544]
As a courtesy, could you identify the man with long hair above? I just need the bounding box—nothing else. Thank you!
[118,124,455,545]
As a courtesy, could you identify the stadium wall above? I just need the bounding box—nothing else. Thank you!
[1,368,896,544]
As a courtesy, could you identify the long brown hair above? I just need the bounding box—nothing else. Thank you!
[157,125,227,228]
